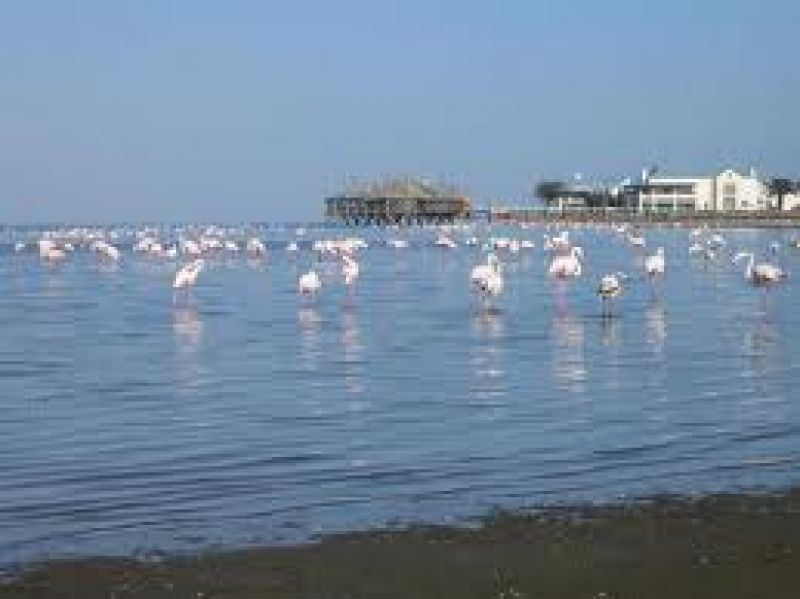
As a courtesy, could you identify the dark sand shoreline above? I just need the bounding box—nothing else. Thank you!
[3,489,799,598]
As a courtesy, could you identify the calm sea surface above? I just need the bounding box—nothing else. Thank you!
[1,225,798,566]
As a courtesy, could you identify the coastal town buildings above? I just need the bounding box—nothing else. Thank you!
[539,168,793,213]
[779,192,800,210]
[624,168,769,212]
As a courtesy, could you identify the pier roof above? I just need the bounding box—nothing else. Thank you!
[335,176,466,200]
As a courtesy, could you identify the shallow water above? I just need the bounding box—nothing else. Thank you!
[1,225,798,565]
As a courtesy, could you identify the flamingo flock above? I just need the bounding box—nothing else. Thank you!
[6,222,793,320]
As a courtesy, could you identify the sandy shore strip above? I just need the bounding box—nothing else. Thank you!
[2,489,798,598]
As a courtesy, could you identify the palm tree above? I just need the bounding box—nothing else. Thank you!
[769,178,794,211]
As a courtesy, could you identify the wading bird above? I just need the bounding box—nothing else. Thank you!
[548,246,583,278]
[172,259,204,303]
[471,252,504,300]
[597,272,625,316]
[342,253,360,286]
[733,252,787,286]
[298,270,322,295]
[645,247,666,278]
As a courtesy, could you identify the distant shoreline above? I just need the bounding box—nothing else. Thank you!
[4,488,798,598]
[2,214,799,231]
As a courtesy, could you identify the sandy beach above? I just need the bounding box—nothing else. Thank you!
[3,489,798,599]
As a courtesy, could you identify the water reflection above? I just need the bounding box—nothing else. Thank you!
[472,308,505,340]
[246,257,267,271]
[340,306,365,396]
[734,314,793,451]
[173,305,203,346]
[96,259,121,275]
[297,305,322,372]
[644,303,667,350]
[39,268,69,298]
[599,315,621,348]
[551,310,586,393]
[470,309,507,412]
[743,315,786,383]
[172,305,203,394]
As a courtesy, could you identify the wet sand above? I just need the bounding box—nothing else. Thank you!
[3,489,798,598]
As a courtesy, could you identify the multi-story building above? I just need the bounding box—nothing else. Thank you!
[537,168,797,214]
[622,168,769,212]
[780,193,800,210]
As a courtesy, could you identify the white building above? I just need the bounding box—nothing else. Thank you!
[627,168,770,212]
[780,193,800,210]
[767,192,800,211]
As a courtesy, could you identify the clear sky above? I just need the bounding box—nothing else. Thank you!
[1,0,798,222]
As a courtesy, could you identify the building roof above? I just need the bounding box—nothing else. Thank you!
[334,176,465,200]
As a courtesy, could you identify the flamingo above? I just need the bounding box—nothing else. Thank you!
[298,270,322,295]
[181,239,202,258]
[628,232,646,248]
[173,259,204,291]
[645,247,666,278]
[548,246,583,278]
[551,230,570,250]
[543,231,570,252]
[435,233,457,249]
[246,237,267,257]
[470,253,504,299]
[733,252,787,285]
[93,241,120,262]
[341,253,360,285]
[709,233,726,249]
[38,239,66,262]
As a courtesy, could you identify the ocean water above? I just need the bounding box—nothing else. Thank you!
[1,225,798,566]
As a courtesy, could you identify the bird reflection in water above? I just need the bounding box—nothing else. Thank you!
[551,310,586,393]
[341,306,365,396]
[173,305,203,346]
[739,315,791,431]
[744,315,785,380]
[644,303,667,350]
[297,305,322,372]
[172,305,203,394]
[246,257,267,272]
[96,258,121,275]
[472,306,505,340]
[600,315,621,348]
[470,308,507,412]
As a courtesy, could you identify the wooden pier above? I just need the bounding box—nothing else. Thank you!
[325,176,470,225]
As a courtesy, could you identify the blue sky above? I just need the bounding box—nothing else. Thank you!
[1,0,798,222]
